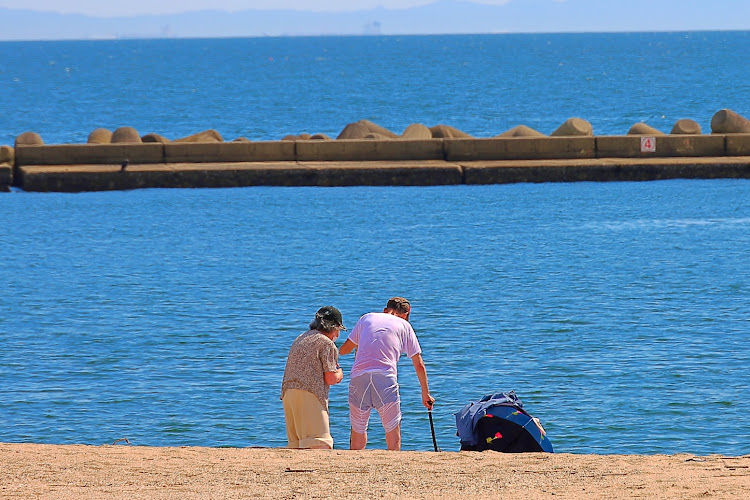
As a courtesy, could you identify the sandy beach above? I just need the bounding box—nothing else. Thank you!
[1,443,748,499]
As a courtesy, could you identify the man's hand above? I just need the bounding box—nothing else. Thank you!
[423,392,435,410]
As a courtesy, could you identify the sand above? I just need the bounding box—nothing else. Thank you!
[1,443,749,499]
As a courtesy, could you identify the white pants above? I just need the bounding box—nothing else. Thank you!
[348,373,401,433]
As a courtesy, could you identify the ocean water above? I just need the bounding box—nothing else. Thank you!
[1,33,750,454]
[2,181,749,454]
[2,31,749,144]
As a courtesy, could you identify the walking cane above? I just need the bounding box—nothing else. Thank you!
[428,407,439,452]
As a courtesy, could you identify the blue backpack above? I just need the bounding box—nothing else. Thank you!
[454,391,553,452]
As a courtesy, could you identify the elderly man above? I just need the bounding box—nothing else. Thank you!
[281,306,346,449]
[339,297,434,451]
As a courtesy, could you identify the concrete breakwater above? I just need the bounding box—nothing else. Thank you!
[3,110,750,192]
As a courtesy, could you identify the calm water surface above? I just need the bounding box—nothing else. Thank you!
[2,32,750,453]
[2,31,749,144]
[1,180,748,454]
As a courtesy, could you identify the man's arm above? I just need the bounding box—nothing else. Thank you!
[324,368,343,386]
[411,353,435,410]
[339,338,357,355]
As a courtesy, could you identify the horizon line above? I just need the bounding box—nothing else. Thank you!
[1,28,747,43]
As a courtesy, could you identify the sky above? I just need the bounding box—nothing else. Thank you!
[0,0,746,36]
[0,0,506,17]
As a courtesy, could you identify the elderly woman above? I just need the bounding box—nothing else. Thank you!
[280,306,346,449]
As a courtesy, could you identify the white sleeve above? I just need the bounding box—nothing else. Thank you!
[347,315,364,345]
[403,325,422,357]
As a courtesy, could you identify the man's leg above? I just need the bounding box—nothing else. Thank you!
[385,424,401,451]
[350,428,368,450]
[348,377,372,450]
[374,388,402,451]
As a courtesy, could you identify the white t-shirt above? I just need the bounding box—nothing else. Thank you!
[347,312,422,379]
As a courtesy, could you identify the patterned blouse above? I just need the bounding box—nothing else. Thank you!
[280,330,339,410]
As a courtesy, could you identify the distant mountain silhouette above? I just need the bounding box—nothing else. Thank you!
[0,0,747,40]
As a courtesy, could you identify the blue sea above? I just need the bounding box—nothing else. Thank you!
[1,33,749,454]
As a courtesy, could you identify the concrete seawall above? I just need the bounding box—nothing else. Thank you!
[7,135,750,192]
[0,145,13,192]
[0,164,11,192]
